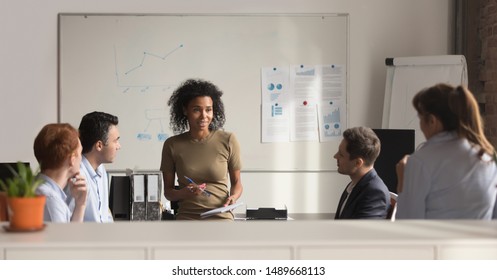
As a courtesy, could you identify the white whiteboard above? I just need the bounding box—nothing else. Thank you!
[382,55,468,148]
[59,14,348,171]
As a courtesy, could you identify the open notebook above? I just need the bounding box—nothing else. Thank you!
[200,201,244,219]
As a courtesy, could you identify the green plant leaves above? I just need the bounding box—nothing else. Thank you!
[0,162,43,198]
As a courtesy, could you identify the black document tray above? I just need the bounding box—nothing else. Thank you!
[246,207,287,220]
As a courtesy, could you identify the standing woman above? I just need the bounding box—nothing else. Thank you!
[34,123,88,222]
[160,79,243,220]
[396,83,497,219]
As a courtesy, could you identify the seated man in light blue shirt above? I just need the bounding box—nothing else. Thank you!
[66,111,121,223]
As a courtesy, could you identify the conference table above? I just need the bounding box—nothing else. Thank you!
[1,218,496,260]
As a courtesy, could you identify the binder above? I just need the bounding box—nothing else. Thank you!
[130,174,146,221]
[145,174,162,221]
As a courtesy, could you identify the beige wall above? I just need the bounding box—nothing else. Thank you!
[0,0,454,213]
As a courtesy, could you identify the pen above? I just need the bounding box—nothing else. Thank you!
[184,176,211,197]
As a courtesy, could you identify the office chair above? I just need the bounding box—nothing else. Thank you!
[161,186,180,220]
[386,192,398,221]
[170,186,181,215]
[109,175,131,221]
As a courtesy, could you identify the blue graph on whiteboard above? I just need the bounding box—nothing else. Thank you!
[124,44,183,75]
[114,44,183,94]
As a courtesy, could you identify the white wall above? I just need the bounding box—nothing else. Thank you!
[0,0,453,213]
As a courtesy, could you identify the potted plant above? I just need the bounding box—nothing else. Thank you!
[0,162,45,231]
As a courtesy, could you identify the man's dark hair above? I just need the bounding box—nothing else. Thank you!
[342,127,381,166]
[79,111,119,154]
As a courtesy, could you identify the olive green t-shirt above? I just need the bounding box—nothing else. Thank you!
[160,130,242,220]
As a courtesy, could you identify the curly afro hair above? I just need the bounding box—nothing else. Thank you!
[168,79,226,134]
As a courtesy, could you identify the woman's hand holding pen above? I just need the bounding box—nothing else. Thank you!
[68,173,87,207]
[184,176,211,197]
[178,183,203,199]
[179,182,210,200]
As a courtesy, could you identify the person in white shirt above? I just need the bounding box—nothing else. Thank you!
[66,111,121,222]
[396,84,497,219]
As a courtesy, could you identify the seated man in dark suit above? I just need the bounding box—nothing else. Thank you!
[334,127,390,219]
